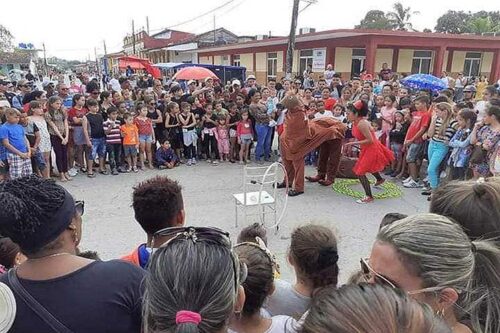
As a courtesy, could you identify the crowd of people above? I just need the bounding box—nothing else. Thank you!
[0,174,499,333]
[1,66,500,201]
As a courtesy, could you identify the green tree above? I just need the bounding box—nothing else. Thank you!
[387,2,419,31]
[0,24,14,51]
[467,16,500,34]
[356,10,393,30]
[435,10,472,34]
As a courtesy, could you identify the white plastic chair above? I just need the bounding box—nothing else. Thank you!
[233,162,288,231]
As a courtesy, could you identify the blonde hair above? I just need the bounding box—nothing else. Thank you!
[301,284,451,333]
[377,213,500,333]
[435,102,453,137]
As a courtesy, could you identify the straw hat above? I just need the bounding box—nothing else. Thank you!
[0,282,16,332]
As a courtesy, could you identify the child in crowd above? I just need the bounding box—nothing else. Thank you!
[28,101,51,178]
[201,103,219,164]
[237,110,253,164]
[19,112,45,176]
[227,103,240,163]
[331,104,346,122]
[82,99,107,178]
[122,89,134,110]
[134,103,155,169]
[231,240,297,333]
[422,102,458,197]
[216,117,230,162]
[380,95,396,148]
[448,109,477,180]
[264,224,339,318]
[103,107,122,175]
[0,108,32,179]
[178,102,197,166]
[306,100,317,119]
[314,100,334,119]
[155,140,178,169]
[403,95,431,188]
[237,222,268,245]
[120,113,139,173]
[388,111,409,177]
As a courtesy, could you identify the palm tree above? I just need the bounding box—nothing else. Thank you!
[387,2,419,31]
[467,17,500,34]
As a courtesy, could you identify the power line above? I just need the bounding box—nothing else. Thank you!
[189,0,247,34]
[148,0,235,34]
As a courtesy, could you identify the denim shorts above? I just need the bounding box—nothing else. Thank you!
[390,142,403,160]
[139,134,153,143]
[406,143,424,163]
[240,133,253,145]
[87,137,107,160]
[123,145,138,156]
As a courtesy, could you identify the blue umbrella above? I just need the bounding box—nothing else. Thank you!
[401,74,447,92]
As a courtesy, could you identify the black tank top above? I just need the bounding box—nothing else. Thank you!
[178,113,195,129]
[86,113,105,138]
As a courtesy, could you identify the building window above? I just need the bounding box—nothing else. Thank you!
[299,49,313,75]
[267,52,278,80]
[233,55,241,67]
[463,52,482,77]
[411,50,432,74]
[222,55,229,66]
[351,48,366,77]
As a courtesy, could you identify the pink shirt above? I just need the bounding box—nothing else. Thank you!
[381,106,396,133]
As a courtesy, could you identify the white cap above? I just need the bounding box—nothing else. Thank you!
[0,282,16,332]
[247,75,256,81]
[231,79,241,86]
[187,80,196,85]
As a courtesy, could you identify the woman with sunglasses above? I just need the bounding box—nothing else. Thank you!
[301,284,451,333]
[144,226,246,333]
[344,99,394,204]
[230,239,297,333]
[366,213,500,333]
[0,175,145,333]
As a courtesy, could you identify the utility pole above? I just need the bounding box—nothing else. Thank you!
[146,16,150,34]
[285,0,316,79]
[213,15,216,44]
[42,42,48,76]
[103,40,108,75]
[285,0,300,79]
[94,47,100,75]
[132,19,136,55]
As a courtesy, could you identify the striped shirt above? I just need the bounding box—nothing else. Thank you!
[432,118,458,143]
[103,119,122,144]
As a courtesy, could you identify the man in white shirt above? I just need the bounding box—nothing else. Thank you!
[324,64,335,86]
[108,74,121,92]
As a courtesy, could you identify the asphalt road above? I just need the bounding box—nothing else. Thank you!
[62,161,429,283]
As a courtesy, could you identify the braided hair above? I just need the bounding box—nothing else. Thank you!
[0,175,66,253]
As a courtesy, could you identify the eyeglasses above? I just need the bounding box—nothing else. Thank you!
[152,226,247,290]
[61,88,69,91]
[75,200,85,216]
[360,258,398,289]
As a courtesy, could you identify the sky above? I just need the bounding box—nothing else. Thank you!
[1,0,498,61]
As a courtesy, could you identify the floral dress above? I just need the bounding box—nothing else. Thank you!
[471,125,500,176]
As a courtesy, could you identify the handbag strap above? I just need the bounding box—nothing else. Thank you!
[7,269,74,333]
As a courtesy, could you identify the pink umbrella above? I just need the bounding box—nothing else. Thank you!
[173,66,218,81]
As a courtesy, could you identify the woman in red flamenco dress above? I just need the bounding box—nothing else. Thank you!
[345,100,394,204]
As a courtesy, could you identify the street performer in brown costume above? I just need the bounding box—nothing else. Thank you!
[277,95,346,196]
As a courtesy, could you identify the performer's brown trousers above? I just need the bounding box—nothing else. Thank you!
[316,139,343,181]
[283,139,342,192]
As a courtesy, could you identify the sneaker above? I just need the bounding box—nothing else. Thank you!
[212,160,219,165]
[421,185,431,192]
[207,159,212,163]
[356,196,374,204]
[68,168,78,177]
[132,167,139,173]
[402,176,413,184]
[187,159,192,166]
[403,180,423,188]
[191,158,197,165]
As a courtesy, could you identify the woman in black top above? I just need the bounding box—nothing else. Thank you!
[164,101,182,159]
[0,176,145,333]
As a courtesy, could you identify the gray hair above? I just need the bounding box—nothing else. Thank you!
[143,239,239,333]
[301,283,451,333]
[377,213,500,333]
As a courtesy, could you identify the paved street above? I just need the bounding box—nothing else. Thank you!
[62,162,429,283]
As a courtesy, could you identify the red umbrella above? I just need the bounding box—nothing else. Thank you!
[173,66,218,80]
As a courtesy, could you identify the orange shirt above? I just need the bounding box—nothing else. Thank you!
[120,124,139,145]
